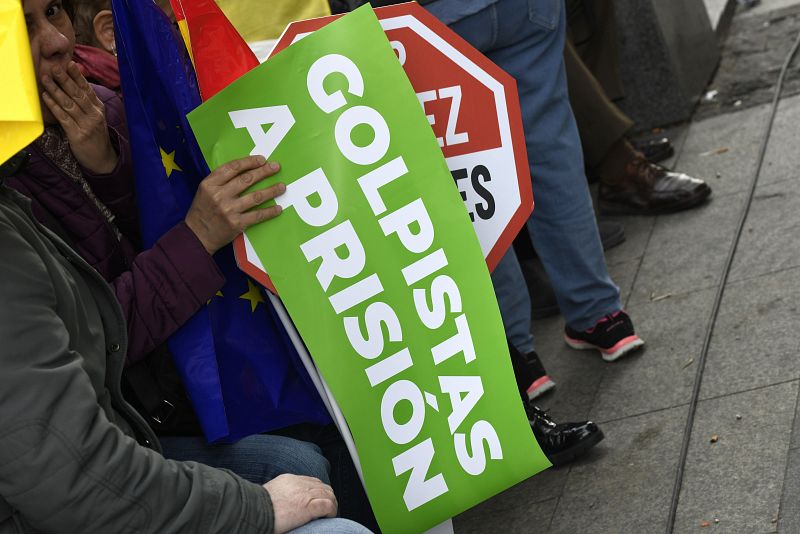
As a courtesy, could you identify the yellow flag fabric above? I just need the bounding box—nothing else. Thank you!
[0,0,42,165]
[176,19,194,64]
[215,0,330,42]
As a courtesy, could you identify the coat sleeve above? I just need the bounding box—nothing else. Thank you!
[0,216,273,534]
[80,85,226,364]
[111,221,226,365]
[82,85,141,246]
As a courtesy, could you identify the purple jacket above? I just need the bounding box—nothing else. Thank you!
[6,85,225,365]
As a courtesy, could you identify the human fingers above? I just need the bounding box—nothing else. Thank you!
[222,160,281,197]
[41,72,84,121]
[237,204,283,229]
[48,65,93,115]
[305,489,338,520]
[206,155,270,186]
[234,182,286,213]
[41,90,78,131]
[66,61,103,109]
[296,477,337,508]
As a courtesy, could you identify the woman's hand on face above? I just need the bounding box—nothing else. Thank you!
[41,61,118,174]
[185,156,286,255]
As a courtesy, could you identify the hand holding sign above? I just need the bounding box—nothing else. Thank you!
[185,155,286,254]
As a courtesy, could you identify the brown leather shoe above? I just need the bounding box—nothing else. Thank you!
[633,137,675,164]
[598,156,711,215]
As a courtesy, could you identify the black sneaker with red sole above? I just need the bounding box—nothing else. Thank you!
[564,310,644,361]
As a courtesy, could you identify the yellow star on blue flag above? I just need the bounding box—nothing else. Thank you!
[239,279,265,312]
[160,147,182,177]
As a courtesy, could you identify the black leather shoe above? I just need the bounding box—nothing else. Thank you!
[597,219,625,250]
[526,404,604,466]
[633,136,674,164]
[599,156,712,215]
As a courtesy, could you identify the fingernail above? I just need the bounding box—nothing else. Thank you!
[277,182,286,193]
[255,155,266,165]
[269,161,280,172]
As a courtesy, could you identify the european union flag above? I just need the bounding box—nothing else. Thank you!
[112,0,330,442]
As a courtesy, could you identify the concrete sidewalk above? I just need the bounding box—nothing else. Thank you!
[453,1,800,532]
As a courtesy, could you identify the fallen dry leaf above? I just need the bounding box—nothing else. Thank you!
[700,147,730,157]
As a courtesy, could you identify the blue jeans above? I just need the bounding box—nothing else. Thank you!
[161,435,373,533]
[491,247,534,353]
[290,518,373,534]
[160,434,331,484]
[437,0,622,345]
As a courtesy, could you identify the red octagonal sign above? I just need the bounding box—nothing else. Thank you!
[235,3,533,292]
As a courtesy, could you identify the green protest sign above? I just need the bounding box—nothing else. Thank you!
[188,6,549,533]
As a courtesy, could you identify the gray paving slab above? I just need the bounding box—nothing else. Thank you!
[787,371,800,450]
[759,94,800,187]
[607,257,640,307]
[672,103,769,198]
[453,466,566,522]
[674,381,799,533]
[694,5,800,120]
[454,496,558,534]
[628,192,745,305]
[778,446,800,533]
[591,289,714,423]
[548,406,687,534]
[728,180,800,282]
[700,267,800,400]
[602,216,654,268]
[532,328,608,423]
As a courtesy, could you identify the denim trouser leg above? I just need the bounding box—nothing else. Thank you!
[161,435,374,533]
[447,0,622,331]
[160,434,331,484]
[491,247,535,353]
[288,518,374,534]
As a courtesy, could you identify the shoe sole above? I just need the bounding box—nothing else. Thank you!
[526,376,556,401]
[598,186,712,216]
[640,145,675,164]
[546,427,605,467]
[564,334,645,362]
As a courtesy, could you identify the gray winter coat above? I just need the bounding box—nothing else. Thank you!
[0,184,274,533]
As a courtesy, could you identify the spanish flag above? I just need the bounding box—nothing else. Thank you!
[0,0,42,165]
[169,0,258,100]
[216,0,330,43]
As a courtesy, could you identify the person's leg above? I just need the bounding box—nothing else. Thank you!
[288,517,373,534]
[449,0,622,331]
[160,434,330,485]
[491,247,535,354]
[272,424,379,533]
[445,0,645,360]
[565,0,625,100]
[564,38,633,172]
[491,248,556,397]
